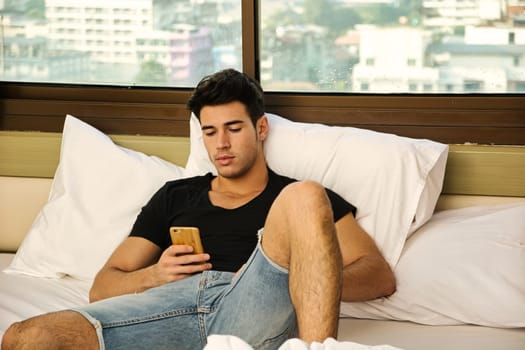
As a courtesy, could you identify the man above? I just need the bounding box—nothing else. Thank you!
[2,69,395,350]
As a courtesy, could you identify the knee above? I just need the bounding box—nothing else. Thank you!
[2,322,24,349]
[2,320,51,349]
[2,322,17,349]
[281,181,333,215]
[2,322,26,349]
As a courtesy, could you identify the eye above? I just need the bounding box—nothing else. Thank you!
[203,130,216,137]
[229,127,241,133]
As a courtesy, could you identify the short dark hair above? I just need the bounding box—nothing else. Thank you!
[187,69,265,126]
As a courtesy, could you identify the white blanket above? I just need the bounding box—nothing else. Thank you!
[204,335,403,350]
[0,254,91,342]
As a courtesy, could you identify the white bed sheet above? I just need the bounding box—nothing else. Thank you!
[1,253,524,349]
[0,253,90,341]
[337,318,525,350]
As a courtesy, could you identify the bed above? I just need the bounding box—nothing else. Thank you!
[1,113,524,349]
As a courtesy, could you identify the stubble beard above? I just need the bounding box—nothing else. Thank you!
[215,148,260,180]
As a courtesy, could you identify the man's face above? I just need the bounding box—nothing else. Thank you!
[200,101,266,179]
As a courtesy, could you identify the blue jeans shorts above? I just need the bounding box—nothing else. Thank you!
[73,242,297,350]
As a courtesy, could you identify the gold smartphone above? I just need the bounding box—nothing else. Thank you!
[169,227,204,254]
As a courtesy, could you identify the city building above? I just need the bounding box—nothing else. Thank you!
[269,24,333,90]
[136,25,214,85]
[25,0,218,84]
[426,20,525,92]
[422,0,505,30]
[1,35,89,82]
[45,0,153,82]
[352,26,439,92]
[165,25,213,85]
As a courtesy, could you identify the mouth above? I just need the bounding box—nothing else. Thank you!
[215,155,235,166]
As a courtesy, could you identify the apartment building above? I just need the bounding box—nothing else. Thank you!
[46,0,154,63]
[136,25,213,85]
[42,0,220,84]
[352,26,439,92]
[44,0,152,81]
[430,25,525,92]
[1,35,89,82]
[0,11,89,82]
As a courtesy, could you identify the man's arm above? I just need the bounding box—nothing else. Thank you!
[335,213,396,301]
[89,236,212,302]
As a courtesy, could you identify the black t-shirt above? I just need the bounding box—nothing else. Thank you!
[129,168,356,272]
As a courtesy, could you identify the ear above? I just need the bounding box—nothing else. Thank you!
[256,115,269,142]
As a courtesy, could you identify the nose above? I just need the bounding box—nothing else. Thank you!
[216,130,230,149]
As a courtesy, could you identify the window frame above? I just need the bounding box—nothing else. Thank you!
[1,0,524,145]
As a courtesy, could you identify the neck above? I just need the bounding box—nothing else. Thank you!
[213,159,269,195]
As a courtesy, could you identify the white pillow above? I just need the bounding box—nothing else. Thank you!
[340,202,525,327]
[5,115,186,280]
[185,113,448,266]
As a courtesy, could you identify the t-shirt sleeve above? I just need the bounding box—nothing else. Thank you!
[325,188,357,222]
[129,184,171,249]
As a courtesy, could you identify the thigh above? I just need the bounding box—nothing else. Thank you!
[207,242,297,350]
[74,274,205,350]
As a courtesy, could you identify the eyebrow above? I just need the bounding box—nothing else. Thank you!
[201,120,245,131]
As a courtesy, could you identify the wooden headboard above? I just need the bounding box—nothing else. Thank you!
[1,130,524,198]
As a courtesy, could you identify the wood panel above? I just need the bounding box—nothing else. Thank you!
[443,144,525,196]
[2,84,525,144]
[0,131,189,178]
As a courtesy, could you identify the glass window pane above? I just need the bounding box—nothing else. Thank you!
[0,0,242,87]
[260,0,525,93]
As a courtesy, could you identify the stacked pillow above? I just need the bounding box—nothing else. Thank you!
[341,202,525,327]
[5,115,186,280]
[7,112,448,280]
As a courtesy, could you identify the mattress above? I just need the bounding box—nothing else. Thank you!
[1,253,524,349]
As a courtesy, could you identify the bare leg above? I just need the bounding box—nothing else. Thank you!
[1,310,98,350]
[261,181,343,343]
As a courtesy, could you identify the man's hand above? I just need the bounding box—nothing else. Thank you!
[152,244,212,285]
[90,237,213,302]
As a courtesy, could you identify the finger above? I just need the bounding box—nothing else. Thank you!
[176,262,212,275]
[175,253,211,265]
[169,244,195,255]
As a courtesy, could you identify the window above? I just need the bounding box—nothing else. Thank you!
[0,0,524,145]
[259,0,525,93]
[0,0,242,86]
[2,0,523,93]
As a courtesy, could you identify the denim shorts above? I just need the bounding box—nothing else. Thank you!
[73,243,297,350]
